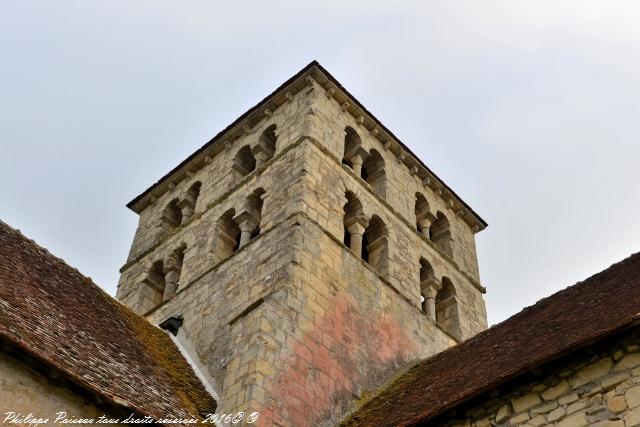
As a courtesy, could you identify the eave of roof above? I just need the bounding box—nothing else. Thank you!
[125,60,487,229]
[340,251,640,426]
[0,221,217,425]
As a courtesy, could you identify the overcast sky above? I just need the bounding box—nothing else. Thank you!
[2,1,639,325]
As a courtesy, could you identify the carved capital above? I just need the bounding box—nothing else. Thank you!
[421,278,442,295]
[235,211,260,233]
[325,87,336,98]
[344,215,369,233]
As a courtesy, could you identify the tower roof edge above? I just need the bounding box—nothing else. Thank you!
[126,60,488,230]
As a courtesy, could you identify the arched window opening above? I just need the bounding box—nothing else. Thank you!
[419,258,440,318]
[237,188,266,247]
[343,191,366,256]
[139,260,166,313]
[254,125,277,167]
[363,215,388,276]
[162,244,186,303]
[233,146,256,177]
[415,193,432,237]
[362,149,386,199]
[430,211,453,257]
[178,182,202,224]
[211,209,241,263]
[160,199,182,233]
[436,277,461,338]
[342,127,363,172]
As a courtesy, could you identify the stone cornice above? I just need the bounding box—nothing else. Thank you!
[125,61,487,234]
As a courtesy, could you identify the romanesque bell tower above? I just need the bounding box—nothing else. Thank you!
[116,61,488,426]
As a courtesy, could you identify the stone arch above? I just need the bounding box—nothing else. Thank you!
[419,257,441,319]
[363,215,389,276]
[415,193,432,236]
[160,199,182,233]
[436,277,461,338]
[362,149,386,199]
[430,211,453,257]
[343,191,366,255]
[138,260,166,314]
[162,243,187,303]
[237,187,266,247]
[186,182,201,205]
[233,145,256,177]
[178,182,202,224]
[211,209,241,263]
[254,124,277,167]
[342,126,362,169]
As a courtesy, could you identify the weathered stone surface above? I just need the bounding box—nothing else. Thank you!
[0,351,112,422]
[601,373,629,391]
[542,380,571,400]
[571,358,612,388]
[512,393,541,413]
[556,412,588,427]
[496,404,512,423]
[625,405,640,426]
[615,353,640,371]
[607,395,627,413]
[625,385,640,408]
[548,406,566,422]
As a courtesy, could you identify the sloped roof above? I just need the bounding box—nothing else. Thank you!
[125,60,487,229]
[341,252,640,426]
[0,221,216,424]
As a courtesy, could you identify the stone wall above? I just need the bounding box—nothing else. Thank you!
[434,327,640,427]
[0,351,116,425]
[117,73,488,426]
[145,212,457,427]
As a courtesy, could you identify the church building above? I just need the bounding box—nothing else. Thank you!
[1,62,639,427]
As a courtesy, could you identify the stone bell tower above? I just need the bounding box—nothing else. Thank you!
[116,61,488,426]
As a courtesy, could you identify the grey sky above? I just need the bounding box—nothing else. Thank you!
[2,1,639,325]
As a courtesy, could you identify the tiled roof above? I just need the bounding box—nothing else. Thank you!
[341,252,640,426]
[0,221,216,424]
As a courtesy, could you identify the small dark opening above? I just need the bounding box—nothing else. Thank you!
[362,234,370,262]
[343,229,351,248]
[251,228,260,240]
[361,168,369,182]
[159,316,184,336]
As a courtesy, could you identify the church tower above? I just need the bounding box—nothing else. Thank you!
[116,61,488,426]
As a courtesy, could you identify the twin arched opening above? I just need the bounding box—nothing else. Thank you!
[139,244,187,313]
[342,127,387,199]
[159,181,203,236]
[343,191,389,276]
[210,188,266,264]
[233,125,278,178]
[418,257,461,338]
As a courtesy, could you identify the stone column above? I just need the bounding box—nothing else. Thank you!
[162,269,180,302]
[177,199,195,225]
[253,145,274,168]
[254,149,269,168]
[235,211,259,249]
[348,222,366,256]
[350,153,363,176]
[421,278,442,320]
[417,218,432,238]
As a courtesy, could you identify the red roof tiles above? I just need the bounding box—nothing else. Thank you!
[341,252,640,426]
[0,221,216,424]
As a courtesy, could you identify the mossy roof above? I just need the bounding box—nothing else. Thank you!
[0,220,217,425]
[341,251,640,426]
